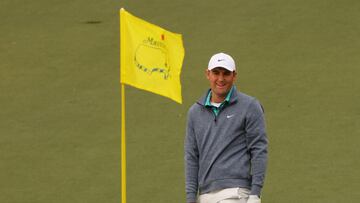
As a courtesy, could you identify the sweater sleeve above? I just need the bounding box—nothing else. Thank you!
[245,99,268,196]
[184,109,199,202]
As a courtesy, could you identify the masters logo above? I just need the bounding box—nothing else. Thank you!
[134,36,170,80]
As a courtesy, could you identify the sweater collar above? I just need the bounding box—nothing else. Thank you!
[198,85,238,106]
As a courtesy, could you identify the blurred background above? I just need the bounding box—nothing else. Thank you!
[1,0,359,202]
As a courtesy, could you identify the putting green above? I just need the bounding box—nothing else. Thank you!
[0,0,359,202]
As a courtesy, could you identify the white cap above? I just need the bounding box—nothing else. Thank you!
[208,52,236,72]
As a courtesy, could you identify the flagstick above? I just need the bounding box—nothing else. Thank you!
[121,84,126,203]
[120,8,127,203]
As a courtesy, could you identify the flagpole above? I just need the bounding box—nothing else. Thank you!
[120,8,127,203]
[121,84,126,203]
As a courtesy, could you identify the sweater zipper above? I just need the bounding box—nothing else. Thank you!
[199,102,230,123]
[205,107,217,123]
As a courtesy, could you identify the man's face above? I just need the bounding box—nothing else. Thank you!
[206,67,237,102]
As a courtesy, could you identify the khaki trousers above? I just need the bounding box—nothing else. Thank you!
[198,188,250,203]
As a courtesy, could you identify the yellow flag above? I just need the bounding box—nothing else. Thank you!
[120,9,184,104]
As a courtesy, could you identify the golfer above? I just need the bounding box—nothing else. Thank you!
[184,53,268,203]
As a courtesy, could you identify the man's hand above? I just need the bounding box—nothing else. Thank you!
[247,195,261,203]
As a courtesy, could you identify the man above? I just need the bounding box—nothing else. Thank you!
[185,53,268,203]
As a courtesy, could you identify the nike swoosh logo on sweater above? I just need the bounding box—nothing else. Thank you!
[226,114,235,118]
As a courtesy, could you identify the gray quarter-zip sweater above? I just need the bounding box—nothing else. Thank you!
[184,87,268,202]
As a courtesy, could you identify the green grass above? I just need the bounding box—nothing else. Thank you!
[1,0,359,202]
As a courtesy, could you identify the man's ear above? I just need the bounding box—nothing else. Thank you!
[232,71,237,80]
[205,69,210,80]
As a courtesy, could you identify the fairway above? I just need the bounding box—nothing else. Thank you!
[1,0,359,202]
